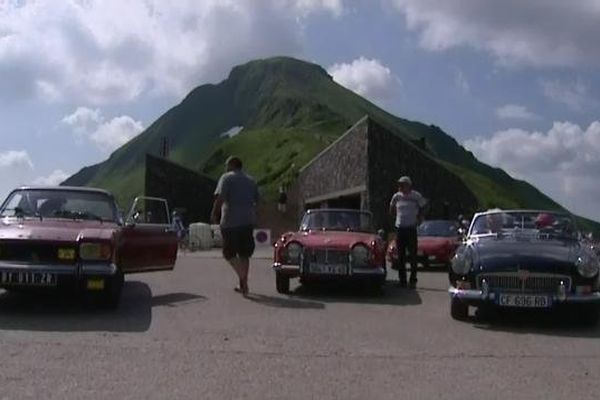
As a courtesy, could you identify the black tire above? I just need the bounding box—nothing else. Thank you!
[579,305,600,326]
[367,278,385,296]
[450,297,469,321]
[93,271,124,310]
[276,272,290,294]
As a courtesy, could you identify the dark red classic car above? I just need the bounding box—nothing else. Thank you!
[0,186,178,308]
[387,220,462,269]
[272,209,386,294]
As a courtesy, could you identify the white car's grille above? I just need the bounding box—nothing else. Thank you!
[477,273,571,293]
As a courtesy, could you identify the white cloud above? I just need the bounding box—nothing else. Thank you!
[455,69,470,93]
[0,0,343,105]
[33,169,70,186]
[90,115,144,152]
[328,57,399,103]
[495,104,538,121]
[292,0,344,16]
[389,0,600,68]
[62,107,144,152]
[0,150,34,169]
[62,107,102,137]
[465,121,600,220]
[539,79,597,112]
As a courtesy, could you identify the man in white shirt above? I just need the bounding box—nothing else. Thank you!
[211,156,259,296]
[389,176,427,289]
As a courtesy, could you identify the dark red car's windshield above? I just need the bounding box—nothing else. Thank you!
[0,189,118,222]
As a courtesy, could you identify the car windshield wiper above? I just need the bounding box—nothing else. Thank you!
[0,207,34,218]
[50,210,105,223]
[73,211,106,223]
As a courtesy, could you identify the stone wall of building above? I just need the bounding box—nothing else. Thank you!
[297,117,369,206]
[145,154,216,225]
[366,119,479,231]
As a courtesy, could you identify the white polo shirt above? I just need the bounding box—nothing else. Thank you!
[390,190,427,228]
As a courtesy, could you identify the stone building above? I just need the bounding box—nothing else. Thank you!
[297,116,478,231]
[145,154,217,225]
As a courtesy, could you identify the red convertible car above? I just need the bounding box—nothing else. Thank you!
[0,186,178,308]
[272,209,386,294]
[387,220,462,269]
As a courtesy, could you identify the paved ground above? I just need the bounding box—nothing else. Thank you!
[1,251,600,399]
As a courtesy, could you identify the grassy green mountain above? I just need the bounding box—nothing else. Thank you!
[63,56,599,234]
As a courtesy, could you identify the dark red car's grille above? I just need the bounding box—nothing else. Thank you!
[0,242,77,265]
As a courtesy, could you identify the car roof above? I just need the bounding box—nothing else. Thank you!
[13,185,113,197]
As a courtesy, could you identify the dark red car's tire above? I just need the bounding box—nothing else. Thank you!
[276,272,290,294]
[103,271,124,309]
[86,271,124,310]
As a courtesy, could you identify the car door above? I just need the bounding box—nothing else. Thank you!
[118,196,178,273]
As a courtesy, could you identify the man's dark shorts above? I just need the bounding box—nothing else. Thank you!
[221,225,255,260]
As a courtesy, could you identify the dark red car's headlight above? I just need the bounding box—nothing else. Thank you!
[79,242,112,261]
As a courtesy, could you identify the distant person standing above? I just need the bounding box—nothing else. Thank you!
[389,176,427,289]
[211,156,259,296]
[277,186,287,213]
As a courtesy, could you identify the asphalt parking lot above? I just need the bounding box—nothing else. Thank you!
[1,251,600,399]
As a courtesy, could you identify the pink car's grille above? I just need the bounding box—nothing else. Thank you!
[308,249,349,265]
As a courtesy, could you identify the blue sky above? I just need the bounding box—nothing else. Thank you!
[1,0,599,221]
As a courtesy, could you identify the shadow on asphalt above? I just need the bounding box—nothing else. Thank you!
[470,308,600,338]
[290,282,422,306]
[0,282,206,333]
[245,293,325,309]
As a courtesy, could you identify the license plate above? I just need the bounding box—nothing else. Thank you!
[309,264,347,275]
[0,271,57,286]
[498,294,550,308]
[86,278,105,291]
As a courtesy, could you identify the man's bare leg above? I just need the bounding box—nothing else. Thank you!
[238,257,250,295]
[226,257,243,281]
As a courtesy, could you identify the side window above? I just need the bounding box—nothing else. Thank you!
[127,197,170,225]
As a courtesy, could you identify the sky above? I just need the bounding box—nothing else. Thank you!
[1,0,599,221]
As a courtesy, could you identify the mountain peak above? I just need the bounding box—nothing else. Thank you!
[227,56,331,82]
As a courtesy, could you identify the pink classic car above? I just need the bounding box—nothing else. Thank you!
[272,209,387,294]
[0,186,178,308]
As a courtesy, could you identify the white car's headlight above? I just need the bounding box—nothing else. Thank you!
[576,247,600,278]
[351,244,370,267]
[284,242,303,264]
[79,242,112,261]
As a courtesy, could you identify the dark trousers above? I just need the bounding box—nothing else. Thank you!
[396,226,418,282]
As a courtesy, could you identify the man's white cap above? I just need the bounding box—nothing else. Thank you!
[397,176,412,185]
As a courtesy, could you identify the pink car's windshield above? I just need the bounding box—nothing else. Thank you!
[300,209,374,233]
